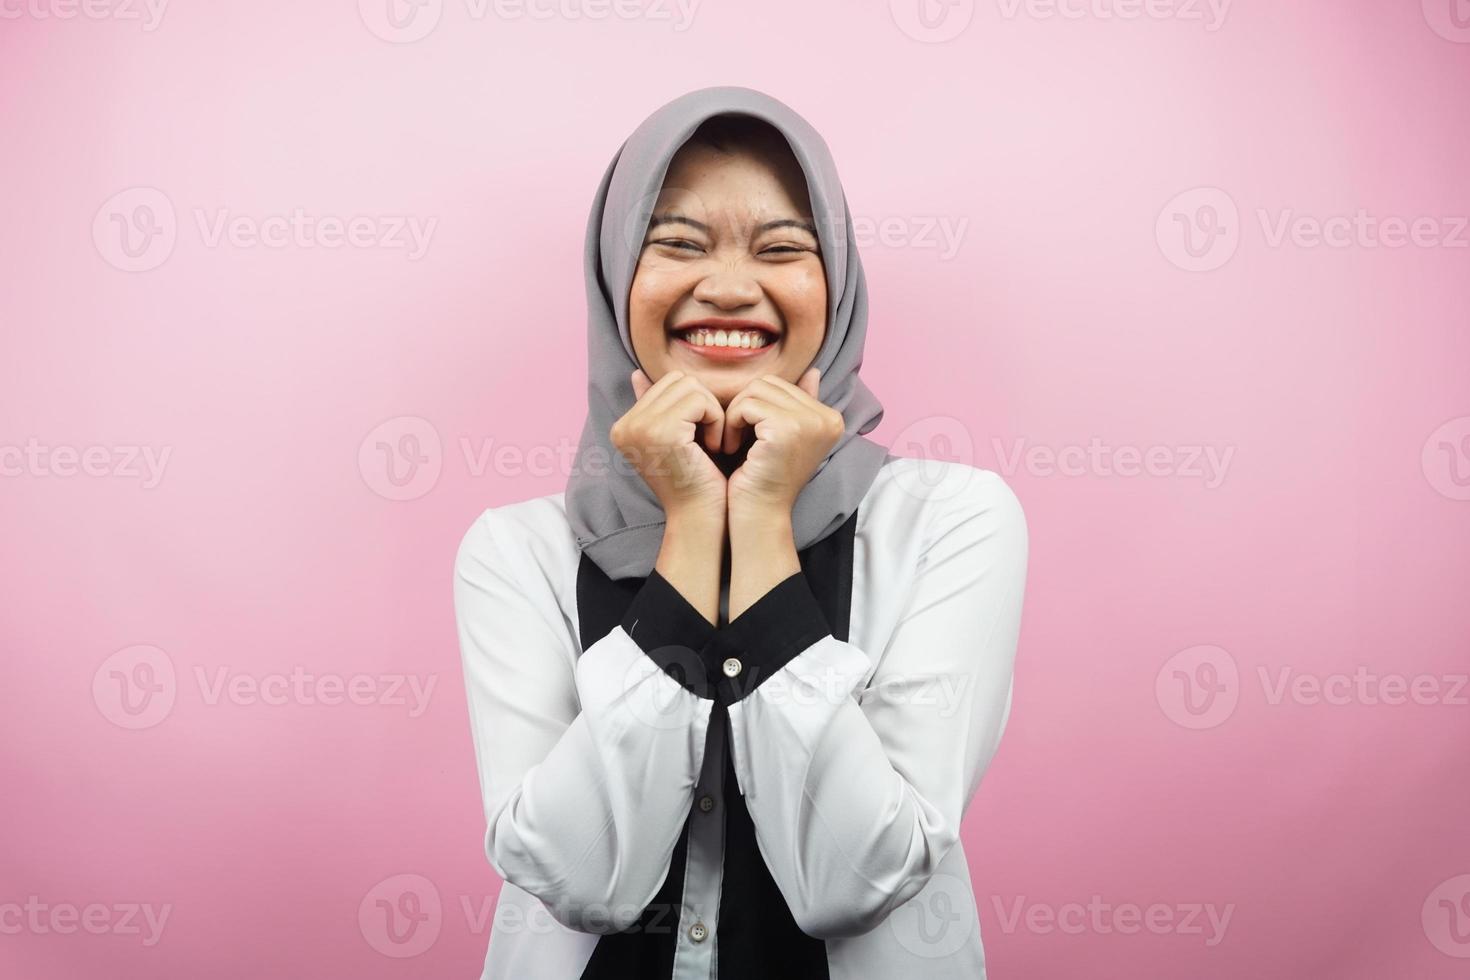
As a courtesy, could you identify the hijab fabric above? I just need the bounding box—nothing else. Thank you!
[566,85,892,581]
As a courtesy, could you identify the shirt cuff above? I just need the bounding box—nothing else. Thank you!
[619,568,718,699]
[618,568,834,703]
[716,570,833,705]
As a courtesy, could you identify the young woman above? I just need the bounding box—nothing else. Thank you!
[454,86,1028,980]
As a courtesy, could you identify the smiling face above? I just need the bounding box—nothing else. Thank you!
[628,117,827,409]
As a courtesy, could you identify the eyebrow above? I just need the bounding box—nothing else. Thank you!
[647,213,818,237]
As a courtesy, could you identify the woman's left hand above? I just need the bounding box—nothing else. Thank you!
[723,368,845,526]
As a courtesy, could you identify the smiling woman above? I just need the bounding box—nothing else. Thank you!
[454,86,1028,980]
[630,114,827,406]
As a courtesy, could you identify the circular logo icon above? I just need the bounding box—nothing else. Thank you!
[887,415,977,505]
[359,416,442,501]
[359,873,442,957]
[617,643,710,732]
[93,187,177,273]
[1422,874,1470,958]
[358,0,443,42]
[1422,0,1470,43]
[1156,187,1239,272]
[93,645,177,730]
[1421,416,1470,501]
[889,872,975,959]
[890,0,975,43]
[1155,644,1238,730]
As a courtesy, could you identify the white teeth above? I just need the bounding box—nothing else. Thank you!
[680,328,771,349]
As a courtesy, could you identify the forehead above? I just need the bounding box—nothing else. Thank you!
[654,141,813,223]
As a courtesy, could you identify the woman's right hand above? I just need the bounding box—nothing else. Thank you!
[611,369,728,527]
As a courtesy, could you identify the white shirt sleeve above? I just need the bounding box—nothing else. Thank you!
[453,507,717,934]
[722,471,1028,939]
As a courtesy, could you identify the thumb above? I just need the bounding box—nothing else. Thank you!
[798,367,821,400]
[630,369,651,400]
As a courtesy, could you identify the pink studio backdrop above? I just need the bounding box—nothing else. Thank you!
[2,1,1468,977]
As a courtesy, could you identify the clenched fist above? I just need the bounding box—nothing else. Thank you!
[610,369,729,528]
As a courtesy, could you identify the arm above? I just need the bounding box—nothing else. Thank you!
[722,470,1028,939]
[453,507,720,934]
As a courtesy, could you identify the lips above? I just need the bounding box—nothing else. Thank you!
[669,319,779,359]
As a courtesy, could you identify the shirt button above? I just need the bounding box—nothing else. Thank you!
[689,920,708,942]
[722,657,742,677]
[697,794,715,813]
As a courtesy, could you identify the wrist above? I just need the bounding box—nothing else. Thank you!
[727,518,798,621]
[656,513,724,627]
[728,501,794,537]
[729,512,797,572]
[665,506,726,540]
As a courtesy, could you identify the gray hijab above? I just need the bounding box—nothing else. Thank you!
[566,85,893,581]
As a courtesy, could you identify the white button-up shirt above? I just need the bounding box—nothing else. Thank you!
[453,458,1028,979]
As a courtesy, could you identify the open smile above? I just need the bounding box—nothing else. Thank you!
[669,319,779,362]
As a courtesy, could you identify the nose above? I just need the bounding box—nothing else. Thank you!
[692,265,762,311]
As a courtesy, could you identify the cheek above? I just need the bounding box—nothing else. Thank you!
[628,267,674,342]
[778,266,827,348]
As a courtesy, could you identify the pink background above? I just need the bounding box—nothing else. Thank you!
[3,1,1469,976]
